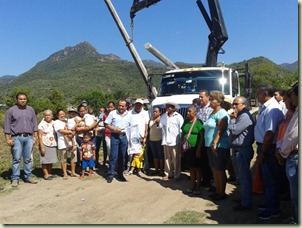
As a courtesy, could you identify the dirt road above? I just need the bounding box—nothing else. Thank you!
[0,166,292,224]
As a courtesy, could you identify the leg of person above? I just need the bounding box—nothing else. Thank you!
[94,136,101,167]
[60,149,68,179]
[286,154,298,224]
[149,141,159,173]
[172,145,181,179]
[75,136,83,167]
[80,160,86,179]
[107,135,119,182]
[22,136,35,182]
[117,135,128,180]
[42,164,50,179]
[158,143,165,175]
[258,144,281,219]
[11,137,22,185]
[227,148,237,181]
[70,148,78,177]
[105,136,111,164]
[200,147,212,187]
[213,148,229,199]
[163,145,172,180]
[236,147,253,208]
[143,141,150,174]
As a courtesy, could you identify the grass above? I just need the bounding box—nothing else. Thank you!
[164,210,208,224]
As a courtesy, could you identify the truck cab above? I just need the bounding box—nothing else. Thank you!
[152,66,240,117]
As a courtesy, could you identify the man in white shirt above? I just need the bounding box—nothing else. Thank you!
[127,99,149,173]
[159,101,184,181]
[274,89,287,116]
[105,99,132,183]
[197,90,213,187]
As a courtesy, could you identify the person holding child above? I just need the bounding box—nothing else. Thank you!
[79,132,96,179]
[54,109,78,179]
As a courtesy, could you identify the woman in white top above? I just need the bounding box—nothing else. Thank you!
[54,110,77,179]
[38,110,58,180]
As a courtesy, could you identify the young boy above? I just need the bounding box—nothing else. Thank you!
[79,132,96,179]
[126,145,145,176]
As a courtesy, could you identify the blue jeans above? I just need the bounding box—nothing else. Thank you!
[108,134,128,178]
[234,146,254,208]
[11,136,34,181]
[257,143,280,212]
[286,153,298,223]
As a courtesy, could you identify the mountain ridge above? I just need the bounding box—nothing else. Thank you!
[0,42,298,102]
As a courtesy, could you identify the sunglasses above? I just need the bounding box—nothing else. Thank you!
[232,103,241,106]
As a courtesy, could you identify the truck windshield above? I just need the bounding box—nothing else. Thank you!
[158,70,230,96]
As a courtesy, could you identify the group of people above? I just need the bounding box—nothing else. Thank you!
[2,81,298,223]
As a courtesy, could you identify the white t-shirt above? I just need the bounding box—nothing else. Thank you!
[84,114,96,126]
[54,119,68,150]
[130,109,149,138]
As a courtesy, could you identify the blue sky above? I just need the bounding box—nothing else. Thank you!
[0,0,298,76]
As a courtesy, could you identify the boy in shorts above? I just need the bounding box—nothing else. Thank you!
[79,132,96,179]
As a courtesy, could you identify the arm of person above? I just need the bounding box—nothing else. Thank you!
[75,121,97,134]
[143,123,148,145]
[228,112,252,135]
[38,129,45,156]
[104,123,123,134]
[5,133,14,147]
[196,129,205,158]
[212,117,228,152]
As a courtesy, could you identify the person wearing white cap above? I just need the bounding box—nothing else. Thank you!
[157,100,184,181]
[126,98,150,174]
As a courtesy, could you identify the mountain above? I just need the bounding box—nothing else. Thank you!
[0,75,17,84]
[0,43,297,102]
[0,42,164,102]
[279,61,298,72]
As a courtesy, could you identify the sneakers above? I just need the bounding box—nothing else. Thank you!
[24,178,38,184]
[258,210,280,220]
[125,171,133,176]
[11,180,19,187]
[258,204,266,211]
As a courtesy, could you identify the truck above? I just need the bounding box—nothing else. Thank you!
[104,0,254,117]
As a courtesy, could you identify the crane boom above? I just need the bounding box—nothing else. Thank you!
[104,0,157,99]
[196,0,228,67]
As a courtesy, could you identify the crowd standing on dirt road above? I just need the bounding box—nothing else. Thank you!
[2,82,298,224]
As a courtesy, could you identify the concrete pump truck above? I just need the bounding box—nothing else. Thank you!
[104,0,254,118]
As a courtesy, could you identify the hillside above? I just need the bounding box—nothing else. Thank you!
[0,42,297,102]
[0,42,165,102]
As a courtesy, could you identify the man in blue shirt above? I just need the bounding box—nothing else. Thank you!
[229,96,254,211]
[254,83,285,220]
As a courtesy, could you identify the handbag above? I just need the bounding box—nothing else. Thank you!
[181,117,197,153]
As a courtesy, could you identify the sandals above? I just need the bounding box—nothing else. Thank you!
[43,176,53,180]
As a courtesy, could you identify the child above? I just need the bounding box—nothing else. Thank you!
[126,145,145,176]
[79,132,96,179]
[83,108,97,136]
[64,108,78,151]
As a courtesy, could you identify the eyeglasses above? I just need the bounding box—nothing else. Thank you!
[232,103,242,106]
